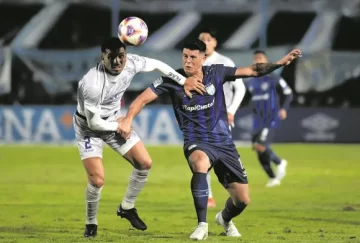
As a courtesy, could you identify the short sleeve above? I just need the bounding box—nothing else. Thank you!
[213,64,237,83]
[128,54,147,73]
[149,76,173,96]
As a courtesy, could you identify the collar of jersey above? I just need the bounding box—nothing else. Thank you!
[204,51,219,65]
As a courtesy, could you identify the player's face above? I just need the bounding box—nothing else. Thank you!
[182,48,206,75]
[102,47,126,75]
[253,53,268,64]
[199,33,217,56]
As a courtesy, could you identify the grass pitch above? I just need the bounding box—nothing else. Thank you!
[1,144,360,243]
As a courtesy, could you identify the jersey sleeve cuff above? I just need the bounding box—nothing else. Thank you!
[149,85,161,96]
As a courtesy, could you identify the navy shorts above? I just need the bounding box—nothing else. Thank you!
[252,128,275,146]
[184,142,248,188]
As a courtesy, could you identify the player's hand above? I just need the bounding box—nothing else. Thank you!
[227,112,235,128]
[184,76,206,98]
[116,117,133,139]
[277,49,302,66]
[279,109,287,120]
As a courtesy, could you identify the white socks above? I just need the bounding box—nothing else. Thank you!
[85,183,103,225]
[121,168,149,210]
[206,172,213,198]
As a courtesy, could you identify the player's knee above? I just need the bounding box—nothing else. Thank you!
[89,175,104,188]
[254,143,266,152]
[190,161,209,173]
[189,157,209,172]
[139,158,152,170]
[234,196,250,206]
[188,151,210,172]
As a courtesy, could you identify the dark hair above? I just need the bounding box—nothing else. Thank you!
[254,50,267,56]
[101,37,126,53]
[199,27,217,39]
[182,39,206,53]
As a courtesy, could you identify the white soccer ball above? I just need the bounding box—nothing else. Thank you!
[118,17,148,47]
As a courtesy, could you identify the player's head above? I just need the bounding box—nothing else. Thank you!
[101,37,127,75]
[182,39,206,76]
[253,50,268,64]
[198,27,217,56]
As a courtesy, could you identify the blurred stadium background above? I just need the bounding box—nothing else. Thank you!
[1,0,360,242]
[1,0,360,144]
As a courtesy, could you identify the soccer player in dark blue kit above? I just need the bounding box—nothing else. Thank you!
[245,50,294,188]
[117,40,301,240]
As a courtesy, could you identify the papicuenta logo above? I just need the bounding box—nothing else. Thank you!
[182,98,215,112]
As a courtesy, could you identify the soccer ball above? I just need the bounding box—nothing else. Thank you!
[118,17,148,47]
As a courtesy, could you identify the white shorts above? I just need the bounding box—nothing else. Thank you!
[73,113,140,160]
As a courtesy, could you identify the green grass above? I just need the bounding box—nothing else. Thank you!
[1,144,360,243]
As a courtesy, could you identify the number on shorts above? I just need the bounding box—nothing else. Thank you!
[84,136,91,149]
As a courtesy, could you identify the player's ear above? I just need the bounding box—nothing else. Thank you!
[214,39,217,49]
[201,52,206,62]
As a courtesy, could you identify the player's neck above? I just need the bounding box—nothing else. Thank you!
[206,51,216,58]
[104,67,121,76]
[185,69,203,81]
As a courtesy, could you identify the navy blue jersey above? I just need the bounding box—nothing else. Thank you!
[245,74,293,130]
[150,64,237,145]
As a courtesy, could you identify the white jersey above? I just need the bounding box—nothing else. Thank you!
[203,51,245,115]
[76,54,146,119]
[73,53,187,159]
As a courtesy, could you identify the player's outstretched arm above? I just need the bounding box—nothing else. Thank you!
[141,58,206,97]
[117,88,158,139]
[233,49,302,78]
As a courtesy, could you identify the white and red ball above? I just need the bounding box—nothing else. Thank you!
[118,17,148,46]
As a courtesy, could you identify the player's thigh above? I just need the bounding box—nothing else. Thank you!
[216,165,250,204]
[123,140,152,170]
[227,182,250,205]
[188,150,211,172]
[184,144,214,173]
[213,148,248,201]
[103,130,151,170]
[83,157,104,187]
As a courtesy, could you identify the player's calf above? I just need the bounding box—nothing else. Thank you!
[256,149,276,179]
[187,150,211,233]
[83,157,104,231]
[224,183,250,221]
[216,183,249,237]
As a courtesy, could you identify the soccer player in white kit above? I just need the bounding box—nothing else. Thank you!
[74,37,206,237]
[199,28,246,208]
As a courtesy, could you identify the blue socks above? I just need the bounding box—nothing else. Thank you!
[191,172,209,223]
